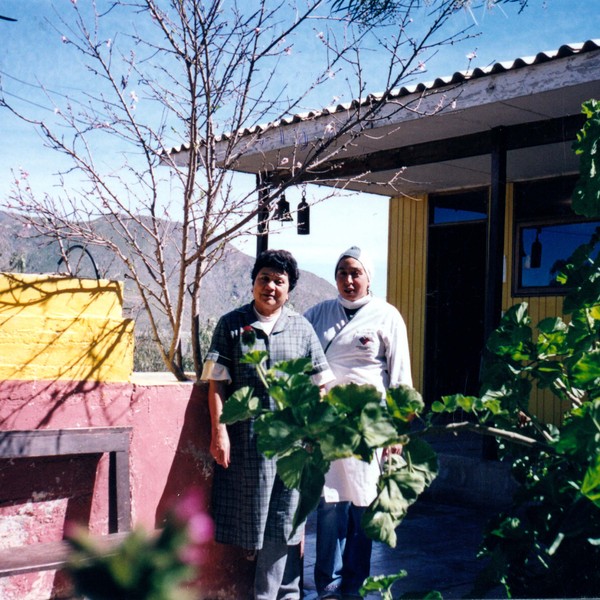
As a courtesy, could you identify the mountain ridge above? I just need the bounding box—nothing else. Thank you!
[0,211,337,333]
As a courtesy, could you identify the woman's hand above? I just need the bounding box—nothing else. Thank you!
[208,379,231,468]
[210,425,231,468]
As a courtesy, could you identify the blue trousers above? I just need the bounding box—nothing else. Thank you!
[314,499,372,599]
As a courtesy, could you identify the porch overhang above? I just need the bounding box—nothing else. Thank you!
[164,40,600,196]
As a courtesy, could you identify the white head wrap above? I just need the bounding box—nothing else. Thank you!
[335,246,374,283]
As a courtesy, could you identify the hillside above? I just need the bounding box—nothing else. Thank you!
[0,211,337,333]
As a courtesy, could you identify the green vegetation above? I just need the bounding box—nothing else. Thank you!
[467,99,600,599]
[222,352,434,544]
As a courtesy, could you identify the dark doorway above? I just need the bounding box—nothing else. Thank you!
[424,192,487,406]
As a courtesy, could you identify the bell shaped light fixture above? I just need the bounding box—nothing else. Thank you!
[297,189,310,235]
[273,193,293,222]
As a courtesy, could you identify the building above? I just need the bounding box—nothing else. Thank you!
[167,39,600,423]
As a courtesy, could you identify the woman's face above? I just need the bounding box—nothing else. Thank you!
[253,267,290,316]
[335,257,369,301]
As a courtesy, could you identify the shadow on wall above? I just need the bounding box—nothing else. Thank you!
[0,454,99,597]
[0,272,134,384]
[155,382,255,600]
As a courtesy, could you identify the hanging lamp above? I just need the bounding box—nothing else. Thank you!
[273,193,293,222]
[297,189,310,235]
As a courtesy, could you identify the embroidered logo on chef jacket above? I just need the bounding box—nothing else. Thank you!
[355,331,376,350]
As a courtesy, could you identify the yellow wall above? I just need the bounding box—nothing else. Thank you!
[388,187,566,424]
[387,193,428,393]
[0,273,134,382]
[501,185,566,424]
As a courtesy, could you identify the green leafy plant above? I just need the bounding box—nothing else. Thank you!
[220,349,437,546]
[360,572,444,600]
[430,100,600,599]
[66,488,213,600]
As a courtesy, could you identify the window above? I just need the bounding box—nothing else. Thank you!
[430,189,488,225]
[513,175,598,296]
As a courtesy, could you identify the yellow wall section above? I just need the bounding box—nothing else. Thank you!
[388,194,428,394]
[0,273,134,382]
[501,186,566,424]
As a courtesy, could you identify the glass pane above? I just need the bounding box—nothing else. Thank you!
[514,175,578,220]
[430,189,487,224]
[519,222,600,289]
[433,207,486,223]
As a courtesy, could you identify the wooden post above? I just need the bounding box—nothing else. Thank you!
[484,127,507,341]
[482,128,507,460]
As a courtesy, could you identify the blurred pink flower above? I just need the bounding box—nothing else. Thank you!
[187,512,214,545]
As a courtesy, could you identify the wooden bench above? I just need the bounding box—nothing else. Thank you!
[0,427,132,577]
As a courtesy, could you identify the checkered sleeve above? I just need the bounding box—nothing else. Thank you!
[204,313,235,372]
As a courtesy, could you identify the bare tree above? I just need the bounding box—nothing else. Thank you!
[331,0,531,22]
[1,0,506,380]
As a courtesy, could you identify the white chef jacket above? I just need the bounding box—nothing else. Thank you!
[305,295,412,506]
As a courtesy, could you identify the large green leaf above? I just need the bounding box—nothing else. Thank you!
[565,309,600,351]
[360,571,408,600]
[386,384,424,431]
[272,357,313,375]
[360,403,398,448]
[372,476,408,517]
[254,410,304,456]
[220,387,260,424]
[537,317,569,358]
[326,382,383,412]
[555,399,600,463]
[403,438,439,485]
[388,466,428,503]
[570,348,600,388]
[285,378,322,410]
[533,360,566,391]
[266,375,321,414]
[302,402,340,437]
[291,461,326,536]
[276,446,312,489]
[581,452,600,508]
[486,304,534,360]
[362,510,399,547]
[363,439,438,547]
[240,350,269,366]
[319,425,362,461]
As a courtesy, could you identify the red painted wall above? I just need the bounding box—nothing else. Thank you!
[0,380,253,599]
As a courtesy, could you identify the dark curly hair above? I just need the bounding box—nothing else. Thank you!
[251,249,300,291]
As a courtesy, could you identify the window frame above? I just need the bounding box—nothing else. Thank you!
[511,175,597,297]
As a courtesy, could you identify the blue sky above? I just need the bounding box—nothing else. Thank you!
[0,1,598,297]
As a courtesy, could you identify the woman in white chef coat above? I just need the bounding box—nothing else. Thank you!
[304,246,412,600]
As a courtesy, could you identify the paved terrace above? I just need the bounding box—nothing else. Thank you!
[303,432,511,599]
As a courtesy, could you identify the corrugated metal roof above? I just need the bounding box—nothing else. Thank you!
[163,39,600,156]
